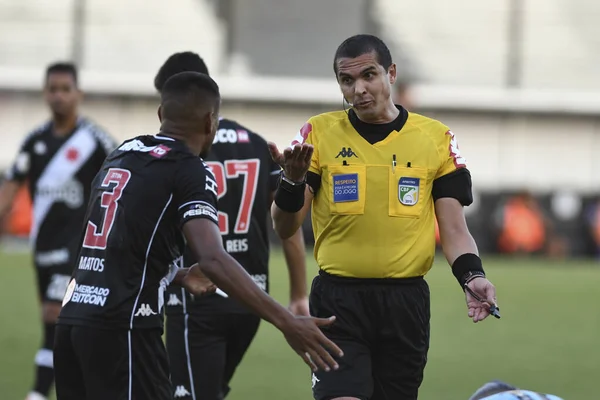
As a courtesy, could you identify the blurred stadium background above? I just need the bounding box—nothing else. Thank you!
[0,0,599,399]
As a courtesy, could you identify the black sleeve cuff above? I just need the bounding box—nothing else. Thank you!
[432,168,473,206]
[274,175,306,213]
[306,171,321,194]
[452,253,486,288]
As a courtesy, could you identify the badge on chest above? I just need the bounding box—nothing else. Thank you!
[398,177,419,206]
[332,173,359,202]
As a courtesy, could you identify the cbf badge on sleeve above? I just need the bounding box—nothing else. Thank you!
[398,177,419,206]
[333,173,359,202]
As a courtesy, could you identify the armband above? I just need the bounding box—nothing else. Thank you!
[274,173,306,213]
[452,253,485,288]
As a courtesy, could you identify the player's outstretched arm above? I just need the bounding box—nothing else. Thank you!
[435,198,498,323]
[281,227,309,316]
[182,218,343,372]
[271,187,313,239]
[268,142,314,239]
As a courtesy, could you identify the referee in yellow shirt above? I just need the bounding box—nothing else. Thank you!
[269,34,499,400]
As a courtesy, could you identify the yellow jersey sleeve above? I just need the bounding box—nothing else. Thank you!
[289,118,320,175]
[435,128,467,179]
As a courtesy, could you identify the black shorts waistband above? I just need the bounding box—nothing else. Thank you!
[318,269,424,285]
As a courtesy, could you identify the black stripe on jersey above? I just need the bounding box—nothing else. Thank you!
[85,121,117,155]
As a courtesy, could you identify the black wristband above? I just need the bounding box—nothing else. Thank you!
[452,253,485,288]
[274,178,305,213]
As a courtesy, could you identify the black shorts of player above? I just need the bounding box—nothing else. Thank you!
[310,270,431,400]
[166,312,260,400]
[35,262,73,303]
[54,324,171,400]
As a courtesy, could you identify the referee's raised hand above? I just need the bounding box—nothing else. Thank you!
[279,315,344,372]
[268,142,313,182]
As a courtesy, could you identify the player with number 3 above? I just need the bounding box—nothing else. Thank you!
[154,52,310,400]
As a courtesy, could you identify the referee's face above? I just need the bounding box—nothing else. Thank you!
[336,52,396,122]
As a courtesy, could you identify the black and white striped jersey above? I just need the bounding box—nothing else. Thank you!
[58,134,219,330]
[5,117,116,268]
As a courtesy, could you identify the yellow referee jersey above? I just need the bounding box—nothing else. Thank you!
[293,110,466,279]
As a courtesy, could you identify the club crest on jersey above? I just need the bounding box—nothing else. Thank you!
[149,144,171,158]
[332,173,359,202]
[398,177,419,206]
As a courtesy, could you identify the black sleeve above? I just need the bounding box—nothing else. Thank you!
[173,157,219,227]
[306,171,321,194]
[5,137,33,182]
[432,168,473,206]
[91,125,118,158]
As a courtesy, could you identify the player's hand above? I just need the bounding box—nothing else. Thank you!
[181,264,217,297]
[268,141,313,182]
[465,277,497,323]
[279,315,343,372]
[288,297,310,316]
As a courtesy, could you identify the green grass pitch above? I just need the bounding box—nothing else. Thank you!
[0,249,598,399]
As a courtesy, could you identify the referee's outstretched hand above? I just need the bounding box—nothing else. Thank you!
[268,142,314,182]
[281,315,343,372]
[465,277,498,323]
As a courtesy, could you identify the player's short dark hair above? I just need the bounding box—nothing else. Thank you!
[45,62,78,85]
[160,71,220,122]
[333,34,393,75]
[154,52,210,93]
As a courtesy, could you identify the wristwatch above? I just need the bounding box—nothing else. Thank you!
[279,171,306,192]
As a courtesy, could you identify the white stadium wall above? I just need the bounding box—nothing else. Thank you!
[0,91,599,193]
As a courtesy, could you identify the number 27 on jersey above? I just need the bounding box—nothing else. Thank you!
[205,159,260,235]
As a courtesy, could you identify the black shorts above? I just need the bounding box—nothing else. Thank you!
[35,262,73,303]
[310,270,431,400]
[54,324,171,400]
[166,312,260,400]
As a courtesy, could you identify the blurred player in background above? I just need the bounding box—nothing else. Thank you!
[469,380,564,400]
[54,72,341,399]
[270,34,498,400]
[153,52,309,400]
[393,80,416,112]
[0,62,116,400]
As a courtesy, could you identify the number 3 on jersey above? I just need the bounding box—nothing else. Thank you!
[83,168,132,249]
[205,159,260,235]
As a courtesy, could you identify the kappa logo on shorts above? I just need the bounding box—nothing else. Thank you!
[311,373,320,388]
[174,385,191,398]
[332,173,359,203]
[134,304,157,317]
[398,177,420,206]
[167,293,183,307]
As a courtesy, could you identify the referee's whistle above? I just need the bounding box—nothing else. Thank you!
[464,285,501,319]
[392,154,397,173]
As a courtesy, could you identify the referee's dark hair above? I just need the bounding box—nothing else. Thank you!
[154,52,210,93]
[333,34,393,75]
[46,62,78,86]
[160,71,220,122]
